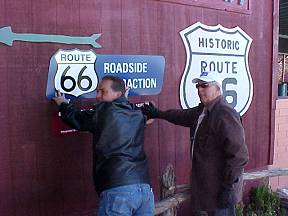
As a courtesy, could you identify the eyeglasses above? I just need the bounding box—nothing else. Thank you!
[196,82,210,89]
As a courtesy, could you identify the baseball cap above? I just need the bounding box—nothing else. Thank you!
[192,71,223,88]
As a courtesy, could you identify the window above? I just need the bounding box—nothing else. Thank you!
[278,53,288,84]
[278,53,288,96]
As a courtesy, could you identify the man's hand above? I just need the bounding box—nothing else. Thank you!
[52,90,70,106]
[124,87,130,99]
[141,102,160,119]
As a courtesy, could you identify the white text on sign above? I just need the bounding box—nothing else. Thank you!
[104,62,148,73]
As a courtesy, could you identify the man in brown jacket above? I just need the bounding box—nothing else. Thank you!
[142,71,249,216]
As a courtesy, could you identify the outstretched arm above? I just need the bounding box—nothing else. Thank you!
[52,91,95,132]
[141,102,201,127]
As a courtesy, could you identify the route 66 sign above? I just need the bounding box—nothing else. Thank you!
[179,22,253,116]
[46,49,98,99]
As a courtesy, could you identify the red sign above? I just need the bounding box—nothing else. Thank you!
[52,112,79,136]
[52,102,153,136]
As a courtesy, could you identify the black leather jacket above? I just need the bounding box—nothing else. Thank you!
[59,97,150,193]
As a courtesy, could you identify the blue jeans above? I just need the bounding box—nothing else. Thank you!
[207,206,236,216]
[97,183,154,216]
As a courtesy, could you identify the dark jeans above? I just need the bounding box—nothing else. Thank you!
[207,206,236,216]
[193,206,236,216]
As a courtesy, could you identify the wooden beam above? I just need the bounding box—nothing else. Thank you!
[154,168,288,215]
[154,192,191,215]
[243,168,288,180]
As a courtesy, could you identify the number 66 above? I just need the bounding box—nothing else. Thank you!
[60,65,92,92]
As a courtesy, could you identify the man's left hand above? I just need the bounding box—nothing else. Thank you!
[124,87,130,99]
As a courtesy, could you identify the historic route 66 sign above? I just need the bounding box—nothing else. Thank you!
[179,22,253,116]
[46,49,98,99]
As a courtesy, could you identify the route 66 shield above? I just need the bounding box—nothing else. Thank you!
[46,49,98,99]
[179,22,253,116]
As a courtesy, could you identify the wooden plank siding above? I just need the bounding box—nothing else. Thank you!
[0,0,277,215]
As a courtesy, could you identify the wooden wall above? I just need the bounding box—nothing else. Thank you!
[0,0,277,215]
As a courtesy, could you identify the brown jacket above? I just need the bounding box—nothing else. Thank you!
[158,96,249,211]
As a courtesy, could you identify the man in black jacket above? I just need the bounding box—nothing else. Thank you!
[142,71,248,216]
[53,75,154,216]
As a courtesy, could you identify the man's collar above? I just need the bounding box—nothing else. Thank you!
[113,96,128,103]
[205,95,222,113]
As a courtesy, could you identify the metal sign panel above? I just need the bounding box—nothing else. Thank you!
[95,54,165,96]
[46,50,165,100]
[179,22,253,115]
[46,49,98,99]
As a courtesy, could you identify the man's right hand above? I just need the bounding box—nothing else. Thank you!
[52,90,70,106]
[141,102,160,119]
[219,188,236,208]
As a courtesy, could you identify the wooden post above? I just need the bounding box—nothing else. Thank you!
[160,164,177,216]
